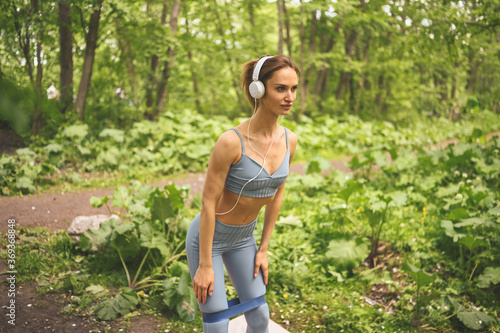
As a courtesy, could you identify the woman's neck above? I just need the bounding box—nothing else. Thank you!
[249,108,280,137]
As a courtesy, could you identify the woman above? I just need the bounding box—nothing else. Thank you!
[186,55,299,332]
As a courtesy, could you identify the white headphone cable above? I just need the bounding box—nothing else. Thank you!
[215,99,283,216]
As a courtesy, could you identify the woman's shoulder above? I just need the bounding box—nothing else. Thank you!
[283,127,298,159]
[284,127,298,145]
[212,128,243,161]
[217,128,243,148]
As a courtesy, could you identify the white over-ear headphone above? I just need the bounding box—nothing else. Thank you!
[249,56,273,99]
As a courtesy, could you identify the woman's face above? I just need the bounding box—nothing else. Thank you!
[260,67,298,116]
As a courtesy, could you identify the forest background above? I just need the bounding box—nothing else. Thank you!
[1,0,500,332]
[0,0,498,140]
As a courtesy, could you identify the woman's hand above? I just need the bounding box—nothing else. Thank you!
[193,266,214,304]
[254,249,269,285]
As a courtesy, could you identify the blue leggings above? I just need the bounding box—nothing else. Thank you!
[186,213,269,333]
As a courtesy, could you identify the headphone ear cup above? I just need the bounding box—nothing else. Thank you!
[249,80,265,99]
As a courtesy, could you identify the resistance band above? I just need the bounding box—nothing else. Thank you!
[202,295,267,323]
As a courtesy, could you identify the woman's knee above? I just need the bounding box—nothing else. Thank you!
[244,303,269,333]
[203,319,229,333]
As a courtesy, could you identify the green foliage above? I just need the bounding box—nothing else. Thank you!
[95,287,140,321]
[274,129,499,331]
[162,262,197,322]
[325,238,370,272]
[477,267,500,289]
[444,296,495,331]
[1,118,499,330]
[78,182,192,321]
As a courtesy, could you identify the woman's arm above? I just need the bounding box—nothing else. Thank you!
[193,131,240,304]
[254,129,298,284]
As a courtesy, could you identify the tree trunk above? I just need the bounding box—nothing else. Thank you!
[145,0,167,111]
[298,9,317,117]
[248,0,255,27]
[298,1,305,119]
[186,19,201,113]
[354,34,370,115]
[212,0,248,114]
[336,29,358,100]
[283,0,292,56]
[146,55,159,109]
[58,0,73,114]
[12,3,34,83]
[115,18,136,95]
[32,0,43,136]
[75,0,104,120]
[375,75,384,113]
[277,0,284,54]
[155,0,182,118]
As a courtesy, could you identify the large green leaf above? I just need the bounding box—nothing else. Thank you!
[79,218,121,251]
[185,144,211,159]
[457,309,495,330]
[43,143,63,153]
[305,156,331,174]
[109,222,139,258]
[139,223,170,257]
[440,220,465,242]
[99,128,125,142]
[176,271,197,322]
[151,196,174,223]
[477,267,500,288]
[325,238,369,270]
[337,181,363,203]
[402,261,435,288]
[90,195,110,208]
[165,183,186,211]
[162,271,197,322]
[445,295,495,329]
[489,206,500,215]
[388,192,407,207]
[16,176,35,192]
[458,236,488,251]
[112,186,132,209]
[447,208,470,220]
[455,217,486,228]
[62,124,89,140]
[95,287,140,320]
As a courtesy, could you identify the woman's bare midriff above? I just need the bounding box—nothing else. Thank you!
[215,187,276,225]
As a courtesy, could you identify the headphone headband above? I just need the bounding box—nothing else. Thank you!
[252,56,273,81]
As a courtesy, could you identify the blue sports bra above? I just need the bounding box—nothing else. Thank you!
[224,128,290,198]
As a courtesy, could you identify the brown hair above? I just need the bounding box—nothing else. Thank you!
[241,55,300,108]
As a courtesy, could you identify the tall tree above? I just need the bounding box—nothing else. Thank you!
[277,0,285,54]
[31,0,44,135]
[58,0,73,114]
[75,0,104,120]
[212,0,248,114]
[145,0,167,111]
[298,8,317,117]
[154,0,182,119]
[115,17,136,95]
[185,17,201,113]
[282,0,292,56]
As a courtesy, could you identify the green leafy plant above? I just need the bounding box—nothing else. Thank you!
[443,296,495,331]
[162,262,197,322]
[79,183,193,321]
[403,261,437,327]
